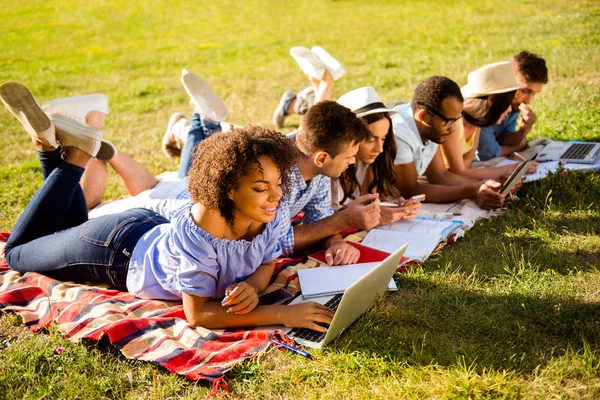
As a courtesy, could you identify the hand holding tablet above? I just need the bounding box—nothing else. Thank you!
[499,154,537,195]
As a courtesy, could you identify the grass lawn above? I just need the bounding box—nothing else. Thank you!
[1,0,600,398]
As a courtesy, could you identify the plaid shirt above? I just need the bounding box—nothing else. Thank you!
[278,163,333,256]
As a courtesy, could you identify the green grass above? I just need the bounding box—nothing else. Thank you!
[1,0,600,398]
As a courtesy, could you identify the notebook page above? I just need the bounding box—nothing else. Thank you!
[563,157,600,171]
[522,161,561,182]
[495,159,519,168]
[298,262,397,299]
[379,218,461,239]
[417,200,490,229]
[361,229,442,261]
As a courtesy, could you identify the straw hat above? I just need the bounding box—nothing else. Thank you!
[461,61,526,98]
[337,86,397,118]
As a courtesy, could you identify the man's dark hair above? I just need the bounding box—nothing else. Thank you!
[511,50,548,84]
[462,90,516,128]
[411,76,463,114]
[297,100,371,158]
[188,126,298,225]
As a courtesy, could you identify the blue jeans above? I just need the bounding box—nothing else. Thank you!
[5,154,168,289]
[177,113,222,178]
[477,111,520,161]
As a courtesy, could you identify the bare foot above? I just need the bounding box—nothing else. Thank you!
[85,111,106,129]
[34,140,57,152]
[63,146,92,168]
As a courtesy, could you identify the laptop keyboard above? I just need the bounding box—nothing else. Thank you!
[560,143,596,160]
[288,294,343,343]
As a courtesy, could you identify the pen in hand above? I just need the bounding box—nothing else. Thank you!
[272,339,313,359]
[513,152,526,161]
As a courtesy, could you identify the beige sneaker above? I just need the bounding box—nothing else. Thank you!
[162,112,187,158]
[0,82,58,148]
[180,69,228,122]
[48,112,116,161]
[273,89,295,128]
[42,94,109,123]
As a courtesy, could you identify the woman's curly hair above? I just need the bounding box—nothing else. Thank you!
[187,126,298,225]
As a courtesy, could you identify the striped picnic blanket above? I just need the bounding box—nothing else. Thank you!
[0,232,298,394]
[0,227,421,393]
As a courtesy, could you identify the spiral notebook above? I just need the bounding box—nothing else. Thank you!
[298,262,397,299]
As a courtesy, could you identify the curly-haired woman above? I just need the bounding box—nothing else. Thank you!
[2,82,333,331]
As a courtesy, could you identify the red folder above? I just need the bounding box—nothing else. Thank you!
[308,241,411,265]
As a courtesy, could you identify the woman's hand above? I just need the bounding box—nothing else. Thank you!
[526,161,539,174]
[324,240,360,265]
[221,281,259,315]
[281,302,335,332]
[378,199,421,226]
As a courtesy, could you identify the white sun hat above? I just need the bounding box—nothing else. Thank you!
[337,86,397,118]
[461,61,526,99]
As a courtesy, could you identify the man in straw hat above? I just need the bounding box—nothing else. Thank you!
[391,76,507,210]
[477,51,548,161]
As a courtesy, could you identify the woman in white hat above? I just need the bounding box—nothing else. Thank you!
[335,86,421,226]
[440,61,536,180]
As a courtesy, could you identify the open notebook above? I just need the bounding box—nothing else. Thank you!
[298,262,397,299]
[361,229,441,261]
[378,217,462,240]
[360,217,462,261]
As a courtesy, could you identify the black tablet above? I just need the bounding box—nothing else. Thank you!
[499,156,537,195]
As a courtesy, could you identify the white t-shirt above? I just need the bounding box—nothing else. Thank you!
[89,172,190,221]
[392,104,439,176]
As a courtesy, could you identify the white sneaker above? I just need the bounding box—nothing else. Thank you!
[289,47,326,79]
[42,94,109,123]
[0,82,58,148]
[162,112,187,158]
[43,93,115,160]
[180,69,228,122]
[47,112,116,160]
[272,89,295,128]
[311,46,346,81]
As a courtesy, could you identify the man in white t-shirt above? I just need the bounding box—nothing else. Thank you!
[392,76,506,210]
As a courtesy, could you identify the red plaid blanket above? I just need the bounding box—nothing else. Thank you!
[0,227,425,394]
[0,232,297,395]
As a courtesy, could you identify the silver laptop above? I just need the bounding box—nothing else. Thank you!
[537,141,600,164]
[282,244,408,348]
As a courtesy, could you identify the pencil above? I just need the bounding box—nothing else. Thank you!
[513,152,526,161]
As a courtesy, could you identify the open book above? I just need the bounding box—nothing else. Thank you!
[298,262,397,299]
[378,217,462,240]
[361,218,462,261]
[361,229,441,261]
